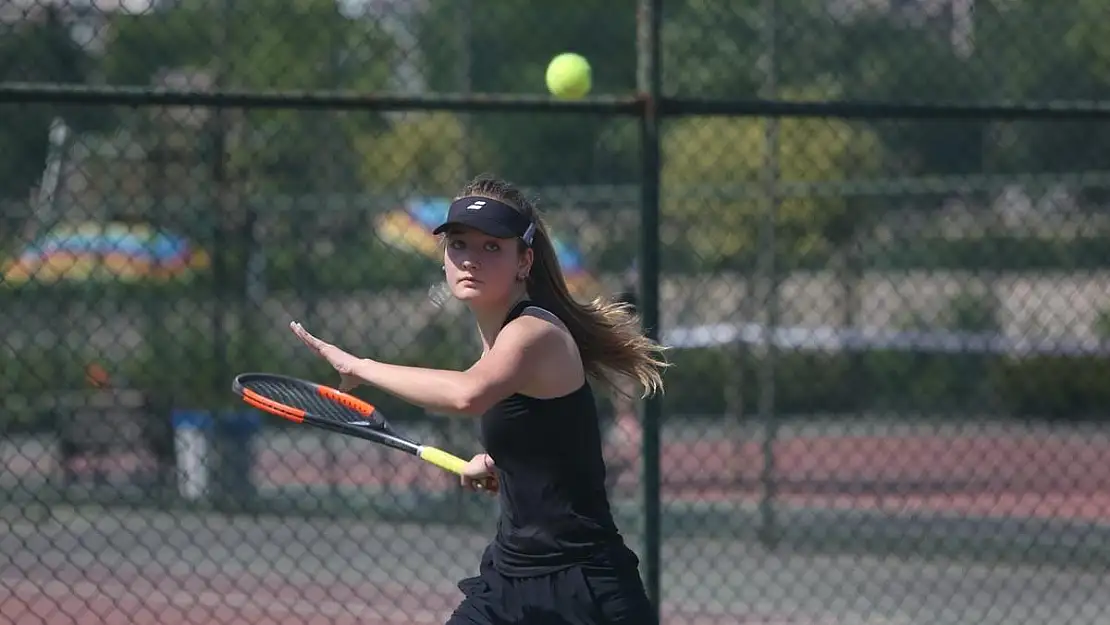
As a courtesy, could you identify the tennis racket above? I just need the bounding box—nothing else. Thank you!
[231,372,468,475]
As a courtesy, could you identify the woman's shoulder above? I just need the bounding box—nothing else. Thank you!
[506,305,586,395]
[502,304,578,352]
[502,305,571,344]
[498,304,566,342]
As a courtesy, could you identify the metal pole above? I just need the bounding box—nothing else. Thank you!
[211,0,231,408]
[458,0,472,176]
[636,0,663,614]
[757,0,781,546]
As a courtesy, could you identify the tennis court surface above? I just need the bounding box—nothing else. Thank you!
[3,416,1110,625]
[3,502,1109,625]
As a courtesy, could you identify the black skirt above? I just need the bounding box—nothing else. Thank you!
[446,548,657,625]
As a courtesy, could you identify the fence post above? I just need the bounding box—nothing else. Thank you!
[636,0,663,615]
[757,0,782,547]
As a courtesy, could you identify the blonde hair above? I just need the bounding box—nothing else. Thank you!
[452,175,669,398]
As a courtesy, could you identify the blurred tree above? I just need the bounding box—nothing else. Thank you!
[417,0,637,186]
[661,81,883,270]
[838,13,986,179]
[0,7,93,201]
[1065,0,1110,86]
[831,0,1110,185]
[661,0,847,99]
[357,112,497,195]
[659,0,982,195]
[975,0,1110,192]
[660,0,760,99]
[100,0,397,195]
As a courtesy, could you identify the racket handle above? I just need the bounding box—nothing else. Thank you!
[418,446,469,475]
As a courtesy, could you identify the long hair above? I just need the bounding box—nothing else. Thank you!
[453,175,669,397]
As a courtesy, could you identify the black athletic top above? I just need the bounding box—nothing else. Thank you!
[480,300,634,577]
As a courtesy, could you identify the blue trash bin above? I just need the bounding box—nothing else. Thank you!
[213,410,261,504]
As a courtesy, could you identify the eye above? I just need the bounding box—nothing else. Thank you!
[448,239,465,250]
[484,242,500,252]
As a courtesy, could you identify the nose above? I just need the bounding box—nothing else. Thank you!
[461,257,479,270]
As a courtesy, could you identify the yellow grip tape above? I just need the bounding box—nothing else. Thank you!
[418,446,469,475]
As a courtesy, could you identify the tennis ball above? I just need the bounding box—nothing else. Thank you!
[545,53,592,100]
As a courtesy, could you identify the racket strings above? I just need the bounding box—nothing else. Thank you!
[244,379,374,426]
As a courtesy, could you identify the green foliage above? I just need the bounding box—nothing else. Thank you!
[662,345,1109,421]
[1064,0,1110,86]
[661,346,998,417]
[0,8,98,201]
[101,0,396,194]
[1095,310,1110,342]
[663,0,845,98]
[975,1,1110,182]
[357,113,497,195]
[869,237,1110,271]
[661,83,883,269]
[417,0,637,185]
[0,346,92,433]
[119,319,327,411]
[262,234,438,293]
[993,354,1110,420]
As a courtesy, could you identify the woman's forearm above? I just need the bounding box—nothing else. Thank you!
[347,358,483,416]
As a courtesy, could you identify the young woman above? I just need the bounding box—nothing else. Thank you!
[290,175,668,624]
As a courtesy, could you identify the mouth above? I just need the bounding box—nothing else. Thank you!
[457,276,481,285]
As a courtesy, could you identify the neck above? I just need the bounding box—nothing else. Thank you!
[472,288,529,353]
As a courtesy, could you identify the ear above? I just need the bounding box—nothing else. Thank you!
[519,247,534,275]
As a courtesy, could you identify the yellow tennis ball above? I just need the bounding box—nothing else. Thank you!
[546,53,592,100]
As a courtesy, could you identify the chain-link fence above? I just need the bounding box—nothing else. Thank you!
[3,1,1110,624]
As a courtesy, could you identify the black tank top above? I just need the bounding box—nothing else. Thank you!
[480,300,635,577]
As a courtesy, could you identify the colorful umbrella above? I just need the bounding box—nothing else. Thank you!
[375,198,600,296]
[1,221,211,285]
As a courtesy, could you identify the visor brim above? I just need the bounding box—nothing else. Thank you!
[432,216,521,240]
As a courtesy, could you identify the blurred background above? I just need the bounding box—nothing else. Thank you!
[2,1,1110,624]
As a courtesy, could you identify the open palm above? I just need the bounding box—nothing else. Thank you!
[289,321,362,392]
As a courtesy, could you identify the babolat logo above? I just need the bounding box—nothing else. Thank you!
[466,200,486,211]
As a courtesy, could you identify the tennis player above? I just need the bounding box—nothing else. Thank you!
[290,175,667,624]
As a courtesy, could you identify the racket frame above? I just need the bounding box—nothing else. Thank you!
[231,372,468,474]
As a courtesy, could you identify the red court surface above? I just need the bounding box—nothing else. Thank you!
[6,430,1110,522]
[252,433,1110,522]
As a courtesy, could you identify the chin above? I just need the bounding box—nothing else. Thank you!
[451,284,485,301]
[452,285,508,307]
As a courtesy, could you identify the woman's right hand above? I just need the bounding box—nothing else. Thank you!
[461,453,499,495]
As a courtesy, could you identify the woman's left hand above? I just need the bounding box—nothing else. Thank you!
[289,321,362,392]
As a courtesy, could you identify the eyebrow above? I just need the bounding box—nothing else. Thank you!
[446,229,503,242]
